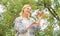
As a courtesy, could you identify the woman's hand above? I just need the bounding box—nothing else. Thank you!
[37,11,43,17]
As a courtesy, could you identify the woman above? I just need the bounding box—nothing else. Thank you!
[14,4,37,36]
[14,4,42,36]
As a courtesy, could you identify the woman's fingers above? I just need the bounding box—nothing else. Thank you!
[37,11,43,17]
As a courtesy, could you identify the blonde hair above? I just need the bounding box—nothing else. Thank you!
[19,4,31,16]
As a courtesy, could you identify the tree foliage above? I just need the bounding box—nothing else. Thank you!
[0,0,60,36]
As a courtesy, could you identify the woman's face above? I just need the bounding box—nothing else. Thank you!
[23,6,31,16]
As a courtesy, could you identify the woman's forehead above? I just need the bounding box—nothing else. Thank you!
[26,6,31,9]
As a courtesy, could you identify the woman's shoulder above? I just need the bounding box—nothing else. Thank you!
[14,16,23,22]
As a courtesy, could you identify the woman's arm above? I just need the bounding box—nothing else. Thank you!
[36,17,41,27]
[26,17,41,30]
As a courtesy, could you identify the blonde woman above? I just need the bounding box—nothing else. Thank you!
[14,4,42,36]
[14,4,37,36]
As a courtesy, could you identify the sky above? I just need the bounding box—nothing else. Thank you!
[58,0,60,4]
[0,4,5,14]
[0,5,3,13]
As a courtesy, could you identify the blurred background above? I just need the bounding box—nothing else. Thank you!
[0,0,60,36]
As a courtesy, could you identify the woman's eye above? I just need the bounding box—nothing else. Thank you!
[27,8,29,9]
[26,8,31,11]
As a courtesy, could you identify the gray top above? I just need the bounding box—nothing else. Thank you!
[14,16,40,36]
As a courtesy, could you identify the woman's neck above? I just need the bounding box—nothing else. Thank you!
[22,13,28,19]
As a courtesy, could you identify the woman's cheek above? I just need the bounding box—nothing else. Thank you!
[24,8,27,12]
